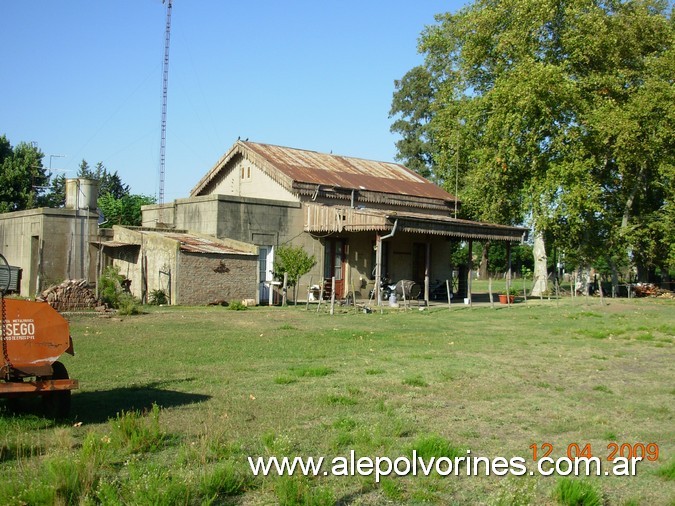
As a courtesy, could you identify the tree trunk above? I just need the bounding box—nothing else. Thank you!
[479,242,489,280]
[531,231,548,296]
[610,259,619,297]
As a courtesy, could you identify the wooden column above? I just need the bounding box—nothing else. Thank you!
[375,233,382,306]
[506,242,512,308]
[467,239,473,306]
[424,241,431,304]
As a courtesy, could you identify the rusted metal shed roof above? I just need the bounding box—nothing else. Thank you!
[160,232,256,255]
[98,241,138,248]
[191,141,458,206]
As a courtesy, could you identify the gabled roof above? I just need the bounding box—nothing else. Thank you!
[191,141,457,208]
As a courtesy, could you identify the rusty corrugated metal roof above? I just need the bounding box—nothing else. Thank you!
[160,232,254,254]
[191,141,457,204]
[244,142,454,201]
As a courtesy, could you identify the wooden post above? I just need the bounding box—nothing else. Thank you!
[375,233,382,306]
[305,276,312,311]
[506,242,512,308]
[555,277,560,308]
[446,279,452,310]
[467,240,473,307]
[351,280,357,312]
[598,280,604,305]
[424,241,431,305]
[330,276,336,315]
[316,283,324,312]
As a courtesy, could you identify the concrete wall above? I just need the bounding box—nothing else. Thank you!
[110,226,179,304]
[177,252,257,305]
[0,208,99,296]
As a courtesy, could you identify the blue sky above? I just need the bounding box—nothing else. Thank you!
[1,1,464,202]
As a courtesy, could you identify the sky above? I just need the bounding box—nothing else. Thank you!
[1,1,465,202]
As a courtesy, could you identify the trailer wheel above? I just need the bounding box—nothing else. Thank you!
[42,361,71,419]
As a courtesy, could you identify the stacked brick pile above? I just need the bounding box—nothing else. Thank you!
[37,279,100,311]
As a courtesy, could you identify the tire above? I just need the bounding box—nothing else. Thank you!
[41,361,72,419]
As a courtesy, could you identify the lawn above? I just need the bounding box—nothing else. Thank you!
[1,297,673,505]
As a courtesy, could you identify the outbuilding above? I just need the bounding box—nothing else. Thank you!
[101,226,258,306]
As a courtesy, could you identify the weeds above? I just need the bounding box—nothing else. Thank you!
[552,478,603,506]
[288,365,334,377]
[656,459,675,480]
[409,434,464,460]
[402,374,428,387]
[110,403,167,453]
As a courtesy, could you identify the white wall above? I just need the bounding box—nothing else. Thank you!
[208,158,298,202]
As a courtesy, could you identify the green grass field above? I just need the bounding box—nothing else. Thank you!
[1,297,674,505]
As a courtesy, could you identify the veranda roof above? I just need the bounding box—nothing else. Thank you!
[304,204,528,243]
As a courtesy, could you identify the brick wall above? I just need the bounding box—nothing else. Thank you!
[177,252,257,305]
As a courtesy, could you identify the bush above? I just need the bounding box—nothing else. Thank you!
[99,265,125,307]
[228,301,248,311]
[98,265,142,313]
[117,293,142,315]
[149,289,168,305]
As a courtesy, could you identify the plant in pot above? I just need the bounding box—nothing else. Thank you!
[499,287,518,304]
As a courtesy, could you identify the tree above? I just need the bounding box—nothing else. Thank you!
[272,245,317,304]
[390,66,439,179]
[98,193,156,227]
[391,0,674,292]
[41,173,67,208]
[0,135,48,212]
[77,160,130,199]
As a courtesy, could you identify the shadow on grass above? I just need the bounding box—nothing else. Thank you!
[71,382,211,424]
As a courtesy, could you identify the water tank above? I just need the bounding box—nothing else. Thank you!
[65,178,99,210]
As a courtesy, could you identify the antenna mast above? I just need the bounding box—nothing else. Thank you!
[158,0,172,212]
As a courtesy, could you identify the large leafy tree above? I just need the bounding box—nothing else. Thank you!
[0,135,48,212]
[98,193,156,228]
[391,0,674,289]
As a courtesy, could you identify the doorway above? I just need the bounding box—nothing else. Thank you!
[324,239,346,298]
[258,246,274,303]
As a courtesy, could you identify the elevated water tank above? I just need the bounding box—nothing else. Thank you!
[65,178,99,210]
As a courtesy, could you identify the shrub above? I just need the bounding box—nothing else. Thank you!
[148,289,168,305]
[99,265,125,307]
[117,292,142,315]
[228,300,248,311]
[98,266,141,313]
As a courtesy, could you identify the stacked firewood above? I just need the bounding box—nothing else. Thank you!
[37,279,100,311]
[632,283,674,298]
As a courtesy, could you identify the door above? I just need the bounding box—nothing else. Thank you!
[412,243,427,284]
[324,239,346,298]
[258,246,274,303]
